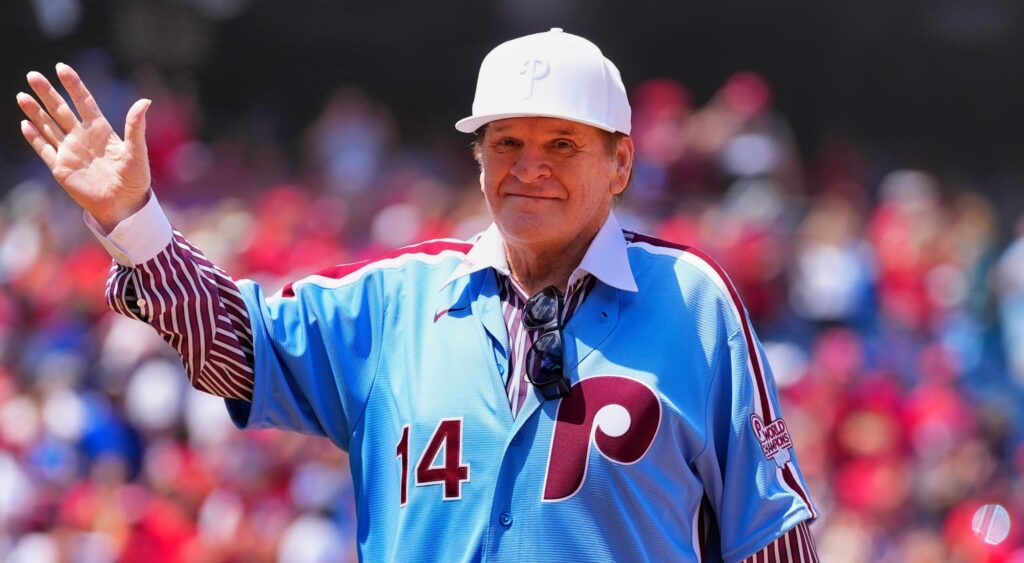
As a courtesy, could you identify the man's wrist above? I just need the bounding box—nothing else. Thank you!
[84,191,173,267]
[91,192,151,234]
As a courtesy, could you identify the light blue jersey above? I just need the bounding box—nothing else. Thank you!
[225,216,816,562]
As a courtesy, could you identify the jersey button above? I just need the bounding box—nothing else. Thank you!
[498,512,513,528]
[510,433,523,446]
[497,364,505,375]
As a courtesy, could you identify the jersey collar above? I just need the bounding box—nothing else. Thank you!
[443,211,638,293]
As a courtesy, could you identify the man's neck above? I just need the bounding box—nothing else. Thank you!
[504,228,598,296]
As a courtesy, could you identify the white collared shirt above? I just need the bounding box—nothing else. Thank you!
[444,210,639,294]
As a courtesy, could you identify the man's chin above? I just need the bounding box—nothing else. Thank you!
[495,215,562,245]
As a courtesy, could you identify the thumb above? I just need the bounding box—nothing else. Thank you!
[123,98,151,157]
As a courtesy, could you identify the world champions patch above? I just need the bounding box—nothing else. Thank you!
[750,414,793,468]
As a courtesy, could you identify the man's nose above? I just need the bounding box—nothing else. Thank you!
[510,146,551,183]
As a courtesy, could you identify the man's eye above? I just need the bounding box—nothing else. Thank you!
[553,140,575,150]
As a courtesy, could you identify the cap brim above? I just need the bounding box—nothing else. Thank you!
[455,112,623,134]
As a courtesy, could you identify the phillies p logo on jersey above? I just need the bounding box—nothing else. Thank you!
[542,376,662,501]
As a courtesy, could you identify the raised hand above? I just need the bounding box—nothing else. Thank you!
[16,63,152,231]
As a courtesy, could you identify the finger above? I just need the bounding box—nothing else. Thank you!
[26,70,79,133]
[16,92,65,146]
[55,63,104,123]
[20,120,57,169]
[123,98,151,157]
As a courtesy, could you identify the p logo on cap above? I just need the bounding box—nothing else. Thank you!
[456,28,632,135]
[519,58,550,99]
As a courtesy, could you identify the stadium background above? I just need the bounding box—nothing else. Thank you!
[2,1,1024,561]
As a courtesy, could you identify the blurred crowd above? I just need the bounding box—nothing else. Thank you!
[2,53,1024,563]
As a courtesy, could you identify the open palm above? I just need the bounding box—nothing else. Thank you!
[17,63,152,230]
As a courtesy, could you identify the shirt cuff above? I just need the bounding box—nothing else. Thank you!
[83,191,173,267]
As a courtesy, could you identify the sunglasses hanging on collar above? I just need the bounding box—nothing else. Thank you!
[523,286,572,400]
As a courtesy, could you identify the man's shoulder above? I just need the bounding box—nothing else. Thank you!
[278,237,474,299]
[622,229,749,331]
[622,230,732,291]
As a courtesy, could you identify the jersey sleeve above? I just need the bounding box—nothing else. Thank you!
[87,193,381,451]
[227,269,386,451]
[695,314,817,562]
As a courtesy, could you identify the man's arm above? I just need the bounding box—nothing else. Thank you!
[679,247,817,561]
[17,64,256,401]
[697,323,818,561]
[89,196,256,400]
[107,233,255,400]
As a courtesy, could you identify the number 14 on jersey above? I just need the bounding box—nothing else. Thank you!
[395,418,471,505]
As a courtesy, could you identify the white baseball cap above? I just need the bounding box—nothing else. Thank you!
[455,28,632,135]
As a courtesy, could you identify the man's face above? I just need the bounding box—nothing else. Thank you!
[478,117,633,253]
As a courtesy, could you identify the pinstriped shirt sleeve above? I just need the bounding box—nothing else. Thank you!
[85,193,256,401]
[739,521,818,562]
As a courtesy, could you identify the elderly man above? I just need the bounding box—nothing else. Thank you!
[18,28,817,562]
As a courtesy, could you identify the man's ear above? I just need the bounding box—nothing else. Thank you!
[612,135,635,196]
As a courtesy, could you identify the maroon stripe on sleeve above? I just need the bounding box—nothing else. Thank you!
[194,362,234,398]
[150,251,185,363]
[177,236,214,371]
[803,523,816,562]
[799,522,819,562]
[156,243,201,379]
[168,243,206,380]
[782,465,817,519]
[160,245,196,381]
[806,522,819,556]
[105,266,134,319]
[786,524,801,561]
[201,356,250,398]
